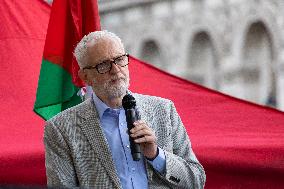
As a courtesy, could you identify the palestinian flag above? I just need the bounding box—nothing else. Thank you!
[34,0,100,120]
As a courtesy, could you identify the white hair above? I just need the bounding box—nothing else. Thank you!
[74,30,124,68]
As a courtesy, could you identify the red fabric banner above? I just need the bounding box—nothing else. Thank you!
[0,0,50,185]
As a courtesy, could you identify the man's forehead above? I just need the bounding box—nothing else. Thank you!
[87,38,124,63]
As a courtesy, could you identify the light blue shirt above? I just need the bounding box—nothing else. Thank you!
[92,93,166,189]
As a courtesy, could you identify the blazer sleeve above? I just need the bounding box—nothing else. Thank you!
[155,101,206,189]
[44,120,79,188]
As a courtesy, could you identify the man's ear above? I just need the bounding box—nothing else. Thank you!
[78,69,91,85]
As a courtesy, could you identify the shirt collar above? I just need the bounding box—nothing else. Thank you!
[92,90,132,119]
[92,93,110,119]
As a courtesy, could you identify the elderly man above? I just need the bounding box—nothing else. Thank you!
[44,30,205,188]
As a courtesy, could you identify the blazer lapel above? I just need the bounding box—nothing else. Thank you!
[77,99,122,189]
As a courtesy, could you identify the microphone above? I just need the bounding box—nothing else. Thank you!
[122,94,141,161]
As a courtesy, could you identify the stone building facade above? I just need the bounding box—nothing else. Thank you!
[98,0,284,111]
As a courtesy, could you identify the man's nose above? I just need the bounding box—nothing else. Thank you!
[109,62,120,74]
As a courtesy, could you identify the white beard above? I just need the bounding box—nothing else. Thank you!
[93,75,129,99]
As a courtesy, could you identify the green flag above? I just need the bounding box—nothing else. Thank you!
[34,0,101,120]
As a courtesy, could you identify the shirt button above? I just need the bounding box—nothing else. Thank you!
[126,145,130,148]
[131,168,135,171]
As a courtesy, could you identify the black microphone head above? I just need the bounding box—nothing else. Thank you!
[122,94,136,109]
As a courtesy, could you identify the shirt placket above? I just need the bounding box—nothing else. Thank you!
[118,109,138,188]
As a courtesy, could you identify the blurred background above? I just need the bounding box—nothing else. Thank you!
[45,0,284,111]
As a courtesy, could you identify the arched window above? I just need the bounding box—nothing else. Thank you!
[187,31,218,89]
[140,40,163,69]
[241,21,276,106]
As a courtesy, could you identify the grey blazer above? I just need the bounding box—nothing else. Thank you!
[44,93,206,188]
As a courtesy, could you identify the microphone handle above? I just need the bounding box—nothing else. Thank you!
[125,108,141,161]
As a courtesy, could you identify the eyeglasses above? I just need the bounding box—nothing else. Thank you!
[83,53,129,74]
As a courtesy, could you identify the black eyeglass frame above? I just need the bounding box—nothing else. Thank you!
[83,53,129,74]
